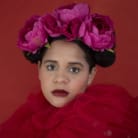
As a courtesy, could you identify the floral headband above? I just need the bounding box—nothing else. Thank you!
[17,3,115,54]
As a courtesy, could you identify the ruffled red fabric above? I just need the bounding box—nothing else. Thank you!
[0,84,138,138]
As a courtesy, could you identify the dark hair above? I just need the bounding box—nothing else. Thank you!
[23,36,116,72]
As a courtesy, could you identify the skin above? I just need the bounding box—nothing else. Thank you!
[38,39,96,108]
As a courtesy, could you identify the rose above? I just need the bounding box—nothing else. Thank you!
[61,18,81,40]
[17,16,48,53]
[17,3,116,54]
[52,3,90,41]
[92,14,114,34]
[79,14,115,51]
[40,14,61,37]
[54,3,90,23]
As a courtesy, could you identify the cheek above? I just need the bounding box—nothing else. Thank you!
[39,70,51,87]
[71,77,89,93]
[40,77,52,89]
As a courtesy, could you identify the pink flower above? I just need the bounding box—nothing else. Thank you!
[79,14,115,51]
[92,14,114,34]
[61,18,81,40]
[17,3,116,53]
[18,16,48,53]
[40,14,61,37]
[54,3,90,23]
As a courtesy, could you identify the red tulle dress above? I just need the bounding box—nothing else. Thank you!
[0,84,138,138]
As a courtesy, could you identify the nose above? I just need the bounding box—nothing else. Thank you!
[53,70,69,84]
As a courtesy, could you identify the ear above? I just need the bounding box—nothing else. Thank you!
[38,61,41,68]
[88,67,97,85]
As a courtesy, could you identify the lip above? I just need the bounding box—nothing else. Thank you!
[52,89,69,97]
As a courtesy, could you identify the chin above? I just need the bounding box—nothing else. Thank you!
[50,101,69,108]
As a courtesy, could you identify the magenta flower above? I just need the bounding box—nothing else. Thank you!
[18,16,48,53]
[79,14,115,51]
[54,3,90,23]
[17,3,116,54]
[92,14,114,34]
[61,18,81,40]
[40,14,61,37]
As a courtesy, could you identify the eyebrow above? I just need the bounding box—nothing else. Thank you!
[68,62,84,67]
[43,60,57,64]
[43,60,84,67]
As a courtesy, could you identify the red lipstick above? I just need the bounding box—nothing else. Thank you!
[52,90,69,97]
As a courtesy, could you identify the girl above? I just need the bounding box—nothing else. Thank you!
[0,3,138,138]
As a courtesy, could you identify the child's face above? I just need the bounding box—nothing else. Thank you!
[38,40,96,107]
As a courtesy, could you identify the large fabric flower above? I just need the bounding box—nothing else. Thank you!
[40,14,61,37]
[54,3,90,23]
[53,3,90,40]
[17,3,116,53]
[18,16,48,53]
[79,14,115,51]
[61,18,82,40]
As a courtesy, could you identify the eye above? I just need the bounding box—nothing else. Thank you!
[69,67,81,74]
[46,64,56,71]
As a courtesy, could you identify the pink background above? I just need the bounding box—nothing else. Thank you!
[0,0,138,123]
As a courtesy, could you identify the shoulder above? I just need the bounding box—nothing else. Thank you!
[87,84,131,97]
[0,91,50,137]
[73,84,135,120]
[75,84,133,110]
[69,84,138,137]
[47,84,138,137]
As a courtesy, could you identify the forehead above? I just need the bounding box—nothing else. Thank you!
[43,40,86,61]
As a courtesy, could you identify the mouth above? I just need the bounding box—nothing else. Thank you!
[52,89,69,97]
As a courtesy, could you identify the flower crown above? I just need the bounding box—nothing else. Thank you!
[17,3,115,54]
